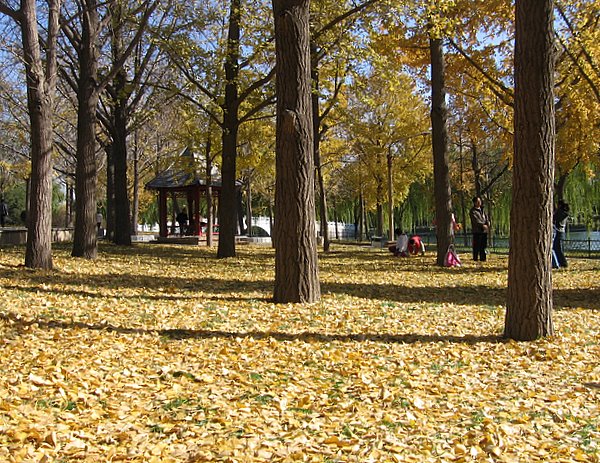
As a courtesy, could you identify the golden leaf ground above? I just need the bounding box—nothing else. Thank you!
[0,243,599,462]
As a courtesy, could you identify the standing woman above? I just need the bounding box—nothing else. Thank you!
[553,200,570,268]
[469,196,490,262]
[0,198,8,227]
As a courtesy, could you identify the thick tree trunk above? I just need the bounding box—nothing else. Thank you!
[72,88,99,258]
[272,0,320,303]
[19,0,61,270]
[112,69,132,246]
[505,0,555,341]
[110,7,132,246]
[72,1,100,259]
[217,0,241,258]
[430,37,453,266]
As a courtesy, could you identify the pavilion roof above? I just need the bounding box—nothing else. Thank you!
[145,147,225,191]
[145,168,223,190]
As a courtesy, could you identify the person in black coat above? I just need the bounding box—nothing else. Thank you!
[553,200,570,268]
[469,196,490,262]
[176,208,189,236]
[0,198,8,227]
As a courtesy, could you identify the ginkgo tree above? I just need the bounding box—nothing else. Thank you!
[309,0,379,251]
[160,0,275,258]
[371,0,460,264]
[272,0,320,303]
[0,0,61,270]
[553,0,600,200]
[340,66,431,240]
[505,0,556,341]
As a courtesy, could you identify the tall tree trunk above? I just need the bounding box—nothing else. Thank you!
[376,200,383,237]
[16,0,61,269]
[387,150,394,241]
[360,189,366,240]
[206,135,214,247]
[66,181,73,227]
[354,198,360,240]
[333,196,339,240]
[106,144,115,241]
[236,188,245,234]
[246,176,253,236]
[311,45,330,252]
[111,68,132,245]
[505,0,555,341]
[110,5,131,246]
[267,192,274,248]
[217,0,241,258]
[272,0,320,303]
[430,37,453,266]
[471,141,482,198]
[72,0,100,259]
[131,134,139,235]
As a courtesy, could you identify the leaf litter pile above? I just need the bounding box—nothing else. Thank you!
[0,243,599,463]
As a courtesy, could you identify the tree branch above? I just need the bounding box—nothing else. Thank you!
[447,38,514,107]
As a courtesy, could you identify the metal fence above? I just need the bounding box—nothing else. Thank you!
[562,238,600,258]
[420,233,600,259]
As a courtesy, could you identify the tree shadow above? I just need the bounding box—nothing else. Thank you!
[0,311,505,345]
[2,245,598,310]
[2,266,599,309]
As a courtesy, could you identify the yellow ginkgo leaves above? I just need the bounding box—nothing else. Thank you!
[0,243,599,462]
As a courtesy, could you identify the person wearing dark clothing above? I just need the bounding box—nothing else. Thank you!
[176,208,189,236]
[469,196,490,262]
[0,198,8,227]
[553,200,569,268]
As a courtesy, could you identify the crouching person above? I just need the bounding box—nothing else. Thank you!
[389,228,409,257]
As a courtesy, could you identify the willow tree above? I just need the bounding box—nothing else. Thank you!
[505,0,555,341]
[272,0,320,303]
[0,0,61,269]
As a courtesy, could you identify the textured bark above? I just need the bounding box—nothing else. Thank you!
[111,69,132,245]
[72,0,100,259]
[505,0,555,341]
[429,37,453,266]
[217,0,241,258]
[272,0,320,303]
[17,0,61,269]
[110,5,131,246]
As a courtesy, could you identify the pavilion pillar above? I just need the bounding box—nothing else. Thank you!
[194,187,201,236]
[159,190,168,237]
